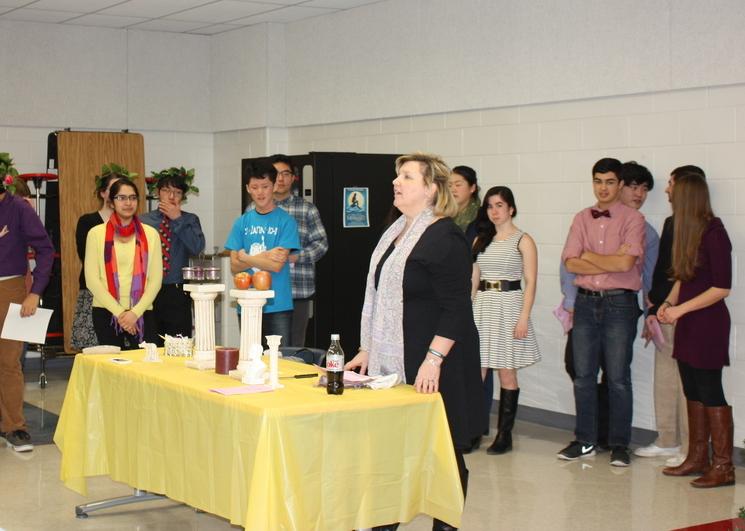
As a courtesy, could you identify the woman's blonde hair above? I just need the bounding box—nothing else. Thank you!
[395,152,458,218]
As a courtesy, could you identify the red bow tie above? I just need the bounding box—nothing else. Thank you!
[591,209,611,219]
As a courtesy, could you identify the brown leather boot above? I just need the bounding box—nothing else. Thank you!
[663,400,710,476]
[691,406,735,488]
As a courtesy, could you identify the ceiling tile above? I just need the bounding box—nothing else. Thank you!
[100,0,215,19]
[26,0,124,13]
[0,7,81,23]
[187,22,243,35]
[66,13,148,27]
[231,0,305,4]
[165,0,277,24]
[234,4,336,24]
[0,0,39,7]
[301,0,382,8]
[129,18,207,33]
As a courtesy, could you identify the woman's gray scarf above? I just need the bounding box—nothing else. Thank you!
[360,208,435,382]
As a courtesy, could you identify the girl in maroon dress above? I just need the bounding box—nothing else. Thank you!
[657,172,734,488]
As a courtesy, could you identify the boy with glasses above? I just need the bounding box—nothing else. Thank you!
[268,154,328,346]
[141,169,205,344]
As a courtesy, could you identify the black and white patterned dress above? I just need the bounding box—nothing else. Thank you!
[473,231,540,369]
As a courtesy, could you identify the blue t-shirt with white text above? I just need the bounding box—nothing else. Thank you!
[225,207,300,313]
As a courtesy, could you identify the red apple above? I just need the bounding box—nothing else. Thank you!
[252,270,272,290]
[234,272,251,289]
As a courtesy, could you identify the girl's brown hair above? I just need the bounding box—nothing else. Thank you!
[671,173,714,281]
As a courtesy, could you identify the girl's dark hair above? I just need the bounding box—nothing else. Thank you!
[472,186,517,258]
[95,173,122,204]
[157,174,189,194]
[109,178,139,202]
[452,165,481,203]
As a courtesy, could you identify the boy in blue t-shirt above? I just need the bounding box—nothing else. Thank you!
[225,162,300,342]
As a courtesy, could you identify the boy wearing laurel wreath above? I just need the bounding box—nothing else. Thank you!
[141,168,205,345]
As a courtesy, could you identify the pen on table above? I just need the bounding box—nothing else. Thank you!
[279,373,318,379]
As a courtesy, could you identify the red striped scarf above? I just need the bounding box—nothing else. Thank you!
[104,213,149,341]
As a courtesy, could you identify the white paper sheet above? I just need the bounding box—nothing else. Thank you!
[0,303,53,344]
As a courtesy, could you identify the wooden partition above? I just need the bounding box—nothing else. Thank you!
[57,131,145,352]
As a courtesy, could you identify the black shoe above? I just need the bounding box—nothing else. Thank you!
[4,430,33,452]
[596,439,611,453]
[433,519,457,531]
[462,436,481,455]
[610,446,630,467]
[557,440,596,460]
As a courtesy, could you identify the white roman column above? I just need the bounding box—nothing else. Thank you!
[183,283,225,370]
[228,289,275,379]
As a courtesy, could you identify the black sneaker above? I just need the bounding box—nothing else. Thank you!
[610,446,630,467]
[557,440,596,460]
[4,430,33,452]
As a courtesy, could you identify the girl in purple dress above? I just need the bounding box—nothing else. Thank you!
[658,173,734,488]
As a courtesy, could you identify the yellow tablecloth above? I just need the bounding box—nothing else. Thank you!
[54,351,464,529]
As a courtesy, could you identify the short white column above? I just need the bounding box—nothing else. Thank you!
[183,283,225,370]
[228,289,275,379]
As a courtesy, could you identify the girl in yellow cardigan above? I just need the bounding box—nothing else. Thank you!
[85,179,162,348]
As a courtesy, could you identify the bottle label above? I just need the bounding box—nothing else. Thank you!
[326,354,343,372]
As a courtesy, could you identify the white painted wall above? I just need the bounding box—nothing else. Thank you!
[284,0,745,126]
[128,31,211,132]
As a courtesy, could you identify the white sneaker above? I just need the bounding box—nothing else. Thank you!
[665,454,685,467]
[633,444,680,457]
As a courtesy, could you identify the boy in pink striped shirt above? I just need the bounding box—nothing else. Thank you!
[557,158,645,467]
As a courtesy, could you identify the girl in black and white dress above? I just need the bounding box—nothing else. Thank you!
[472,186,540,455]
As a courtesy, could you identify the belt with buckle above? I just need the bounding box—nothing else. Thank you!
[578,287,636,297]
[478,279,521,292]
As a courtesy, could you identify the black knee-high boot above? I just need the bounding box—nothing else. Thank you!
[432,449,468,531]
[487,388,520,455]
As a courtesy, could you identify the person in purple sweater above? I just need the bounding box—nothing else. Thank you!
[659,172,734,489]
[0,183,54,452]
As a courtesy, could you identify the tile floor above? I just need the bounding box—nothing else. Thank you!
[1,361,742,531]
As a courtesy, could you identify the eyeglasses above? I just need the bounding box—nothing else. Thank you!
[161,188,184,197]
[277,170,293,178]
[113,194,138,202]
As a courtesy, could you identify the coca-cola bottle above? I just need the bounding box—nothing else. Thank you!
[326,334,344,395]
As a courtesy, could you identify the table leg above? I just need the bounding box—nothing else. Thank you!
[75,488,167,518]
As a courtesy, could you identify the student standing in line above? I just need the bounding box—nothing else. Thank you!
[84,178,162,347]
[635,165,705,465]
[226,162,300,342]
[141,169,205,344]
[72,168,124,350]
[0,175,54,452]
[267,155,327,347]
[558,158,645,467]
[659,172,734,489]
[471,186,540,455]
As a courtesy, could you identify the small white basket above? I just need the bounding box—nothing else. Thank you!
[163,335,194,357]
